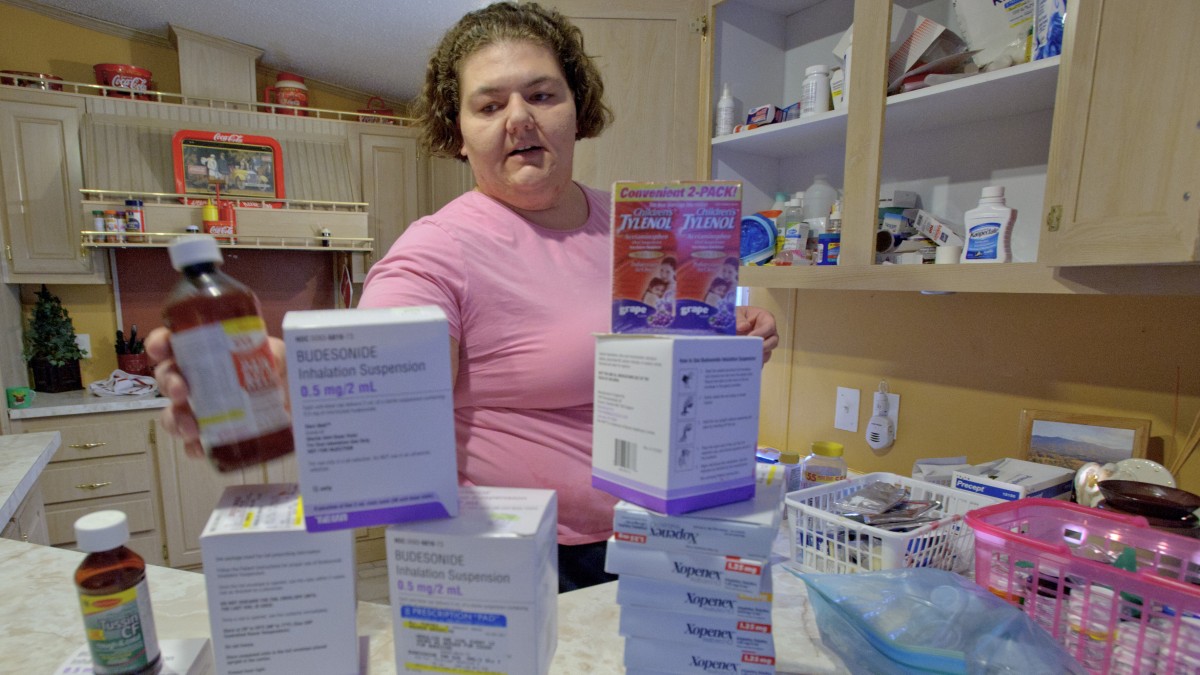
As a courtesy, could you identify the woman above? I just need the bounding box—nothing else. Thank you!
[149,1,777,591]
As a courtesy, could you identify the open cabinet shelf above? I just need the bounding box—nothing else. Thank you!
[713,57,1059,160]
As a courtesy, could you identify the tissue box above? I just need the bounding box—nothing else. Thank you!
[624,637,776,675]
[283,306,458,531]
[952,458,1074,501]
[200,484,357,675]
[592,334,762,514]
[834,6,965,85]
[386,486,558,675]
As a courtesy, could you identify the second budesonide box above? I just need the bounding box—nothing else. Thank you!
[282,306,458,531]
[592,334,762,514]
[386,486,558,675]
[200,484,357,675]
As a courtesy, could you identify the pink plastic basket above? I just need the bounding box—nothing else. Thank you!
[966,498,1200,674]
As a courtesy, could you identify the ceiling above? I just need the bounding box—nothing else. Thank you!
[27,0,493,102]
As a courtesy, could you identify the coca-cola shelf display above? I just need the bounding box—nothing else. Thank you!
[93,63,155,100]
[171,129,285,207]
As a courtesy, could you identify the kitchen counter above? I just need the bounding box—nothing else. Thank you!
[6,389,168,420]
[0,431,60,525]
[0,535,848,674]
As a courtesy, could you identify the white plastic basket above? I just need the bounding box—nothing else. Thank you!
[784,472,1001,576]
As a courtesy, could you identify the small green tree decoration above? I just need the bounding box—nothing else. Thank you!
[22,285,88,366]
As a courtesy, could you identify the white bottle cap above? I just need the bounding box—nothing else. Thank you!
[169,234,223,270]
[75,510,130,552]
[805,64,830,76]
[981,186,1005,199]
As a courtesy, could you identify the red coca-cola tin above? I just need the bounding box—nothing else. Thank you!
[357,96,397,124]
[94,63,153,98]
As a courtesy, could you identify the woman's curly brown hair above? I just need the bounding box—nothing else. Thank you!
[417,1,614,161]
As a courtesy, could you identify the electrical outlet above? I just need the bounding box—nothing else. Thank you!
[76,333,91,358]
[834,387,859,432]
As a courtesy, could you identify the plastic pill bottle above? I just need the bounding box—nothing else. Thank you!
[800,441,847,489]
[75,510,162,675]
[163,235,294,472]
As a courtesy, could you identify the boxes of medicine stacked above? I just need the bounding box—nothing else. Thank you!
[283,306,459,532]
[591,334,762,515]
[607,471,781,673]
[385,487,558,675]
[200,484,358,675]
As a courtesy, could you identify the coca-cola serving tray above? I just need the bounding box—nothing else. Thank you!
[172,130,285,207]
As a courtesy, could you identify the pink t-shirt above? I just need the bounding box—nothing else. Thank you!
[360,184,617,544]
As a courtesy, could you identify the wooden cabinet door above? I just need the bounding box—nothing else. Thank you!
[153,419,259,568]
[551,0,708,187]
[352,127,424,280]
[0,89,105,282]
[1040,0,1200,266]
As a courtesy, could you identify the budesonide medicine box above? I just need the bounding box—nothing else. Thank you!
[592,334,762,514]
[200,484,357,675]
[386,486,558,675]
[283,306,458,532]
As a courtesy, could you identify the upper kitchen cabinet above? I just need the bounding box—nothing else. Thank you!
[0,88,106,283]
[1039,0,1200,266]
[711,0,1200,293]
[349,125,424,278]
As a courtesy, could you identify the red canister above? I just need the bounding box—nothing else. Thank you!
[265,72,308,116]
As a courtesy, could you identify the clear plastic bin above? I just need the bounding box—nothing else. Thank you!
[784,472,1001,575]
[966,498,1200,674]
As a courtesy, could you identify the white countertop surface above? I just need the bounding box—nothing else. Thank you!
[0,533,848,674]
[0,431,60,524]
[7,389,168,420]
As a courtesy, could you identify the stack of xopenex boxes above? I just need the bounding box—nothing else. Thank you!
[605,469,782,675]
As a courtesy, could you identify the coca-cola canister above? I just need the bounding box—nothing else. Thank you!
[93,63,153,99]
[264,72,308,116]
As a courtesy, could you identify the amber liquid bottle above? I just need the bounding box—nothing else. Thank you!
[164,235,294,472]
[75,510,162,675]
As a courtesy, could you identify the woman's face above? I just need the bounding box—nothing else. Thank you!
[457,41,578,212]
[658,261,675,282]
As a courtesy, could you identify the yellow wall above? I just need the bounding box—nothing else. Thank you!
[759,290,1200,492]
[0,4,182,93]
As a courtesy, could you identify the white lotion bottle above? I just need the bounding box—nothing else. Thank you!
[715,82,736,137]
[961,185,1016,263]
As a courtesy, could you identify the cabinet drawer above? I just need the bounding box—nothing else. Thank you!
[45,493,158,546]
[3,484,49,545]
[40,455,153,504]
[17,413,152,463]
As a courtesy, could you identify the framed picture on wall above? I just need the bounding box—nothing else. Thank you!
[1019,409,1151,471]
[172,130,285,207]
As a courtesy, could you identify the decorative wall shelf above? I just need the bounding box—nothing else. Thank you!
[80,189,371,252]
[1,76,413,125]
